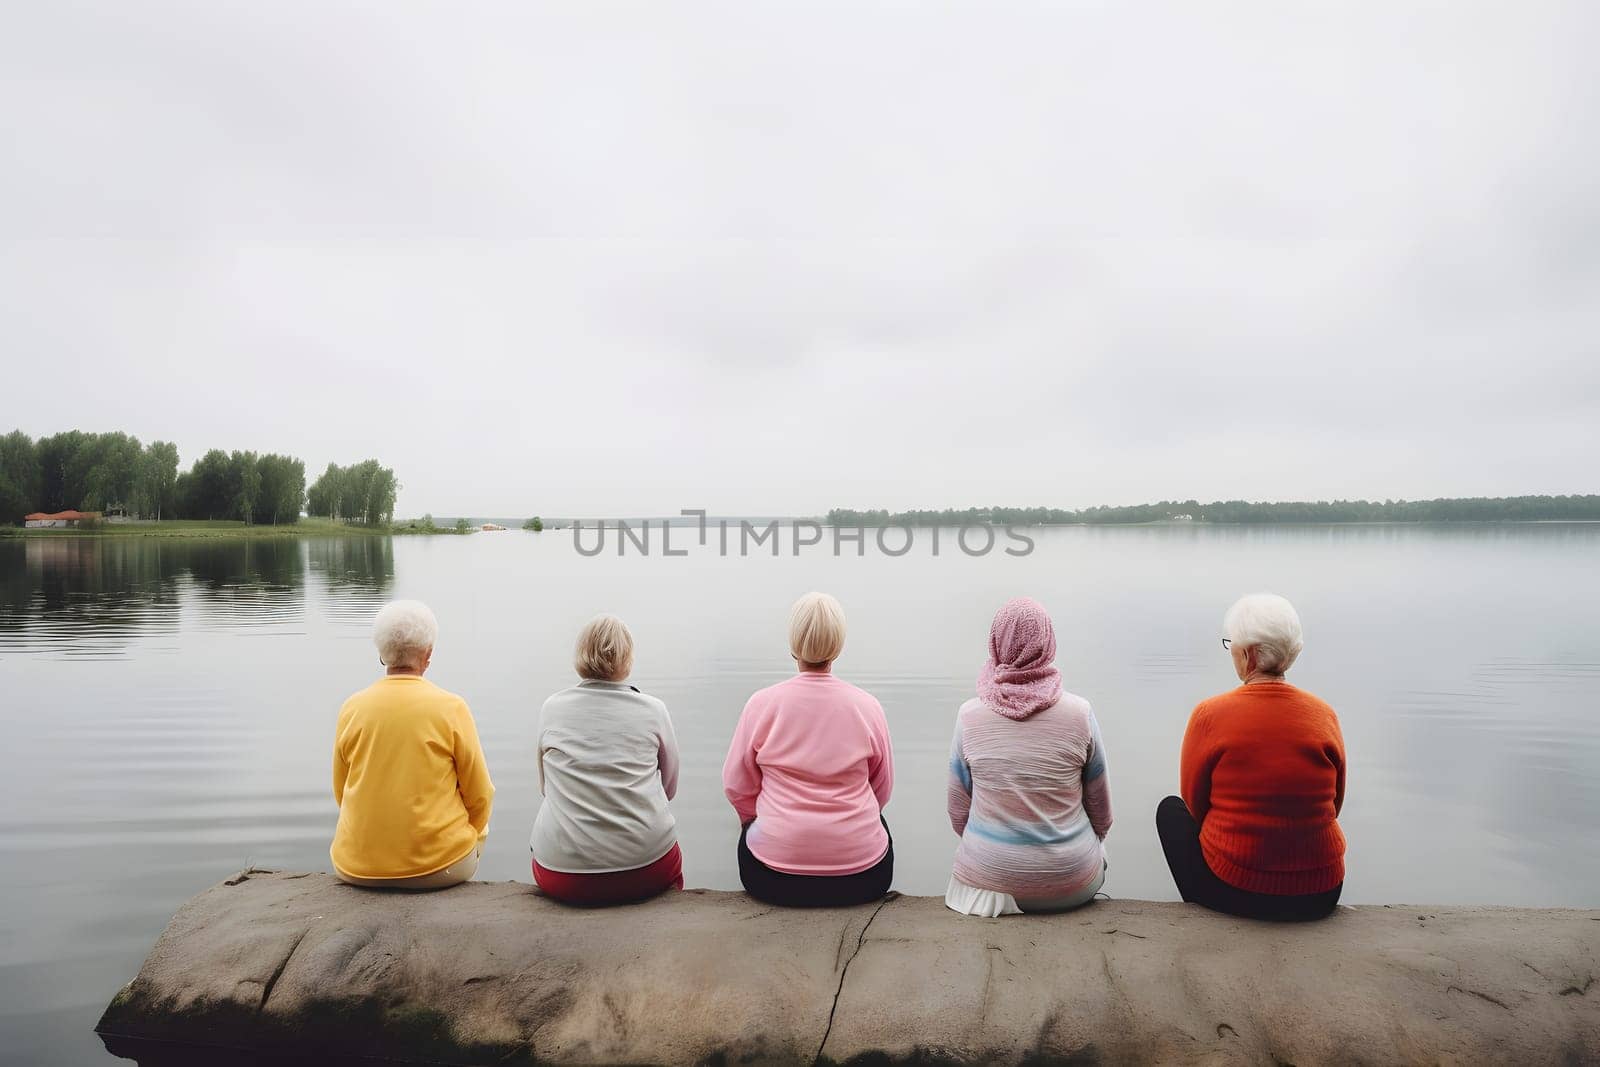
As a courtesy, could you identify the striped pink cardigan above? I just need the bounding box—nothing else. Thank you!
[947,691,1112,900]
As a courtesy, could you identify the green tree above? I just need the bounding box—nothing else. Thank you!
[306,462,339,519]
[183,449,233,519]
[366,466,398,525]
[137,440,180,519]
[256,454,305,525]
[306,459,398,524]
[522,515,544,532]
[61,433,106,510]
[227,451,263,524]
[36,431,83,512]
[454,517,471,534]
[0,431,40,523]
[32,429,148,514]
[172,471,194,517]
[66,431,142,512]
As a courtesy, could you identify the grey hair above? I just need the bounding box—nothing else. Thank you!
[1223,593,1304,675]
[373,600,438,668]
[574,614,634,682]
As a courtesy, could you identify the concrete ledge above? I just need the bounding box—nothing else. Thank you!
[98,870,1599,1065]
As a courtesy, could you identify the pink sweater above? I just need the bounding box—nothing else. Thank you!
[722,672,894,875]
[948,692,1112,899]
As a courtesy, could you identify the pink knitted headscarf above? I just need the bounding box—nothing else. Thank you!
[977,597,1063,720]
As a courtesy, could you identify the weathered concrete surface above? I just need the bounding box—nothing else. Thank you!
[98,870,1599,1066]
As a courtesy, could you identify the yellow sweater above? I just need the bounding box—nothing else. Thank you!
[331,675,495,880]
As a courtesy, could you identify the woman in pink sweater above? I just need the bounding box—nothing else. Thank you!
[722,592,895,907]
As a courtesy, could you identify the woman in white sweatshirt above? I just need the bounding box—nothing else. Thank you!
[530,614,683,905]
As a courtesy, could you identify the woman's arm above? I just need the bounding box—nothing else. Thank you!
[1082,710,1113,839]
[946,715,972,836]
[867,700,895,811]
[1330,712,1347,816]
[332,738,349,807]
[656,701,681,802]
[1179,703,1213,822]
[453,701,496,840]
[332,705,351,806]
[533,702,546,797]
[722,698,764,824]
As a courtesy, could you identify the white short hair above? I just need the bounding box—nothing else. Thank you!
[373,600,438,668]
[575,614,634,681]
[1223,593,1304,675]
[789,591,846,667]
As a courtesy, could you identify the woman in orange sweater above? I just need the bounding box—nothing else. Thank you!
[1158,593,1345,921]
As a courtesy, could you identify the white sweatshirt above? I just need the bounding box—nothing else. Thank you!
[529,679,681,874]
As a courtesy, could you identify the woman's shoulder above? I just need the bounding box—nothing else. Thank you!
[340,679,383,710]
[831,674,882,704]
[757,672,874,702]
[1282,683,1340,723]
[539,684,581,714]
[544,681,661,710]
[743,676,791,709]
[955,696,987,722]
[630,686,671,720]
[1187,687,1244,727]
[1283,681,1331,703]
[1047,690,1094,719]
[1198,682,1258,709]
[963,691,1093,724]
[834,678,892,727]
[422,678,473,715]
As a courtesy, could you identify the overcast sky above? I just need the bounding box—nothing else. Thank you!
[2,2,1596,516]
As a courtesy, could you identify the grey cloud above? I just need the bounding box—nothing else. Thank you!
[1,2,1596,515]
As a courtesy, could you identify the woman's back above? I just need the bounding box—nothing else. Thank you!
[332,675,493,880]
[1181,681,1345,893]
[531,680,679,873]
[723,672,893,875]
[949,692,1111,899]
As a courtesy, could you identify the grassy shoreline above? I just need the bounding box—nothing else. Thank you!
[0,518,470,540]
[6,516,1598,540]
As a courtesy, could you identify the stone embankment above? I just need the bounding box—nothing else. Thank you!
[97,870,1600,1065]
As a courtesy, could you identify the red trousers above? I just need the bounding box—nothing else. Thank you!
[533,844,684,906]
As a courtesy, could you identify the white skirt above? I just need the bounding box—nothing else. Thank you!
[944,876,1023,917]
[944,863,1107,918]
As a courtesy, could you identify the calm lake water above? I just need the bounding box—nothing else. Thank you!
[2,525,1599,1064]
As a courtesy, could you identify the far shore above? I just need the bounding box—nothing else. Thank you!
[0,517,470,540]
[7,516,1600,540]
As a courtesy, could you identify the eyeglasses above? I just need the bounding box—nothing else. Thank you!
[1221,638,1232,650]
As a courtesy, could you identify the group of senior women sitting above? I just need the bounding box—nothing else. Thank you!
[329,590,1346,922]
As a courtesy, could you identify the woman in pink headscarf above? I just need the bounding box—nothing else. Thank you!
[945,597,1114,916]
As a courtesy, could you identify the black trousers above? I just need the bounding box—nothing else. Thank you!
[737,817,893,907]
[1156,795,1341,921]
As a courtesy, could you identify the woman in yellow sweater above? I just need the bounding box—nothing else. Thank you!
[331,600,495,889]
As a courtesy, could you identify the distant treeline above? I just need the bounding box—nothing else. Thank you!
[0,429,398,527]
[1,430,180,521]
[306,461,400,526]
[826,495,1600,527]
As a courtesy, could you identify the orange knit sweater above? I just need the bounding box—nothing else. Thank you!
[1180,681,1346,895]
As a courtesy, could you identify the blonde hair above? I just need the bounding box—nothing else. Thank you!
[789,591,846,667]
[1223,593,1304,675]
[373,600,437,669]
[574,614,634,681]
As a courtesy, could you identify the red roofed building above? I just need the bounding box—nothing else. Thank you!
[23,510,101,528]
